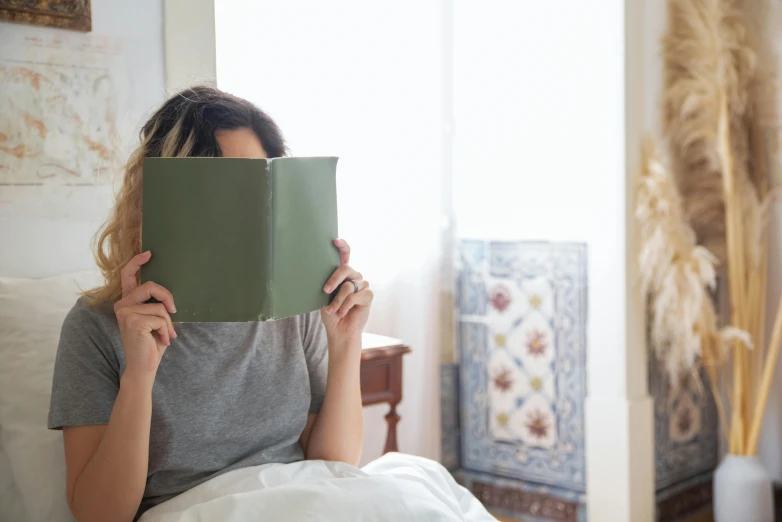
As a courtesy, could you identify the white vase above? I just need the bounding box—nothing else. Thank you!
[713,454,774,522]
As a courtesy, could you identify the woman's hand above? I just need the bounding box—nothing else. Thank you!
[321,239,373,348]
[305,240,368,464]
[113,251,177,381]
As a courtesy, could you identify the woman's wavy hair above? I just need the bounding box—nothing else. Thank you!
[84,86,287,303]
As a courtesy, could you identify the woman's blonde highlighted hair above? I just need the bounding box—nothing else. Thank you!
[84,86,287,303]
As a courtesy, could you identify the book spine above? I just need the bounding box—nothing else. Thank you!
[260,159,275,320]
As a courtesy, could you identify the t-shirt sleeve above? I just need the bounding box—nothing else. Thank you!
[301,311,329,414]
[48,301,120,430]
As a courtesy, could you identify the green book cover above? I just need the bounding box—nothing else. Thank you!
[141,157,340,322]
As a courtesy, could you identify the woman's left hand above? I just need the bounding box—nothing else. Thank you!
[321,239,373,347]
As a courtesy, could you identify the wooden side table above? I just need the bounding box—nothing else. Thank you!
[360,333,411,454]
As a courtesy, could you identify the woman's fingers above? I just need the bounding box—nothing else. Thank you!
[333,239,350,265]
[121,251,152,297]
[134,303,177,339]
[116,306,172,347]
[115,281,176,315]
[323,265,362,294]
[117,303,176,340]
[326,281,355,314]
[326,280,369,314]
[118,254,175,320]
[147,316,171,348]
[335,288,374,318]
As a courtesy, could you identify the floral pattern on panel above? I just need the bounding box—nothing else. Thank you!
[514,314,555,377]
[487,305,556,445]
[526,411,550,439]
[529,376,543,392]
[485,279,528,325]
[513,394,557,449]
[669,392,701,444]
[492,366,515,393]
[458,241,587,493]
[488,350,528,430]
[525,329,548,357]
[520,276,554,318]
[528,293,543,310]
[489,284,513,313]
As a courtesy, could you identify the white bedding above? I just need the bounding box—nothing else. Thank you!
[140,453,495,522]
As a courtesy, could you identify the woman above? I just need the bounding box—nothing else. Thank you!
[48,86,372,522]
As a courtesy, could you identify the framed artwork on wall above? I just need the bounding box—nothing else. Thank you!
[0,1,91,32]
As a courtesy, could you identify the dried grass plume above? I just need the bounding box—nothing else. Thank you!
[637,139,750,385]
[662,0,762,268]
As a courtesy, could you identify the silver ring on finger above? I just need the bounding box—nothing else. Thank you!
[347,279,359,293]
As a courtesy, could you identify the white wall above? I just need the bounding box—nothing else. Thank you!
[0,1,166,279]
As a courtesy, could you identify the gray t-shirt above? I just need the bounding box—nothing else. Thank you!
[48,297,329,518]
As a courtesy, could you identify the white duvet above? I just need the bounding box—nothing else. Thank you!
[139,453,496,522]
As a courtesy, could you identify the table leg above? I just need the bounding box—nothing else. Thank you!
[383,402,400,454]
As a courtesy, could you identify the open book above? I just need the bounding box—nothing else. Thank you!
[141,157,340,322]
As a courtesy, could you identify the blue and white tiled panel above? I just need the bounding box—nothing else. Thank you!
[457,240,588,494]
[648,350,719,491]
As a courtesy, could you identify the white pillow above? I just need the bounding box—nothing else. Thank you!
[0,272,103,522]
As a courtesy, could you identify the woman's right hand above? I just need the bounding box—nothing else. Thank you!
[113,251,177,381]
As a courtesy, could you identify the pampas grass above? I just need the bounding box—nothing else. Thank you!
[637,140,745,438]
[661,0,761,268]
[640,0,779,456]
[638,140,720,379]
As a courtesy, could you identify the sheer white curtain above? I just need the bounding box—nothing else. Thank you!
[215,0,445,461]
